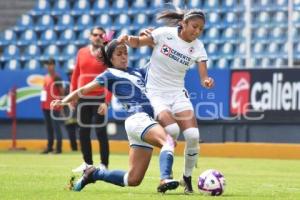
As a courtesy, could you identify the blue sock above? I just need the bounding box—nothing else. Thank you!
[159,150,174,180]
[93,169,126,187]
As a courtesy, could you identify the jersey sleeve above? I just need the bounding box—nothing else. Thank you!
[94,71,110,86]
[151,27,168,45]
[195,41,208,63]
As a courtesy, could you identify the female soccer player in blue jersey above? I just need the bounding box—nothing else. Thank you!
[118,8,214,193]
[51,40,178,193]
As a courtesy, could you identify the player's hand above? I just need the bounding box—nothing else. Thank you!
[202,77,214,89]
[97,103,108,115]
[117,35,129,44]
[50,100,66,109]
[139,27,154,37]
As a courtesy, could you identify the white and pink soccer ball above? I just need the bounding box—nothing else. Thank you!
[197,169,226,196]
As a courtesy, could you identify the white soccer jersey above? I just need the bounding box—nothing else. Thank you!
[146,27,208,91]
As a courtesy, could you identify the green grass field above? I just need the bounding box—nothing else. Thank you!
[0,151,300,200]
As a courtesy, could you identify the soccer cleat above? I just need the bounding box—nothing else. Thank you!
[98,163,107,171]
[72,162,93,173]
[72,166,96,191]
[181,175,194,194]
[157,179,179,193]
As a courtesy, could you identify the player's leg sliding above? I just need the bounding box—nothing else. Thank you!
[72,166,127,191]
[157,135,179,193]
[181,127,200,194]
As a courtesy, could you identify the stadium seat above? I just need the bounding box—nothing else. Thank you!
[252,27,268,41]
[252,43,265,57]
[72,0,90,16]
[0,29,17,46]
[235,43,246,56]
[41,44,60,61]
[232,58,245,69]
[91,0,110,15]
[273,11,286,25]
[149,0,164,12]
[224,12,238,25]
[21,45,41,61]
[63,59,75,70]
[203,0,219,11]
[61,44,77,60]
[38,29,57,46]
[270,27,285,41]
[55,14,74,31]
[75,29,90,46]
[256,11,270,25]
[206,43,218,57]
[188,0,202,9]
[75,14,93,31]
[24,59,41,70]
[112,14,131,30]
[17,29,37,46]
[52,0,70,15]
[110,0,128,15]
[129,0,148,15]
[274,58,287,67]
[267,42,280,57]
[260,58,271,68]
[30,0,51,16]
[35,15,54,32]
[14,14,34,32]
[4,59,21,70]
[135,46,151,58]
[205,27,220,41]
[131,13,149,31]
[293,11,300,24]
[56,29,76,46]
[95,14,112,28]
[206,12,220,27]
[221,43,234,56]
[216,58,229,69]
[1,45,20,61]
[222,28,236,41]
[295,0,300,10]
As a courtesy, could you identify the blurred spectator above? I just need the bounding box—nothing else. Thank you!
[41,58,64,154]
[70,27,112,172]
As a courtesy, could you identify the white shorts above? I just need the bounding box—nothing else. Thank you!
[146,89,194,118]
[124,112,158,149]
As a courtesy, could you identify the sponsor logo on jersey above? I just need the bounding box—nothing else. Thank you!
[160,44,192,66]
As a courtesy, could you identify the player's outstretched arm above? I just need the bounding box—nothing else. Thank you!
[118,34,154,48]
[197,61,214,89]
[51,81,100,108]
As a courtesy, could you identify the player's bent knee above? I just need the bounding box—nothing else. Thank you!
[128,176,143,186]
[165,123,180,140]
[183,128,200,145]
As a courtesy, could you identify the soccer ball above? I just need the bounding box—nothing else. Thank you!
[197,169,226,196]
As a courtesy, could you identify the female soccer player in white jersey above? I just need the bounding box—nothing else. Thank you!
[118,9,214,193]
[51,40,179,193]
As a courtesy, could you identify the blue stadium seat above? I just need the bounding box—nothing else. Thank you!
[35,15,54,32]
[72,0,90,16]
[149,0,164,13]
[232,58,245,69]
[135,46,151,58]
[295,0,300,10]
[4,59,21,70]
[203,0,219,11]
[129,0,148,15]
[95,14,112,28]
[131,13,148,31]
[14,14,34,32]
[38,29,57,46]
[270,27,286,41]
[216,58,229,69]
[273,11,286,26]
[61,44,77,60]
[206,12,220,27]
[235,43,246,56]
[1,45,20,61]
[260,58,271,68]
[110,0,128,15]
[274,58,287,67]
[91,0,110,15]
[56,29,76,46]
[252,27,268,41]
[206,43,218,57]
[41,44,60,61]
[17,29,37,46]
[267,42,280,58]
[252,43,265,57]
[254,11,270,26]
[75,14,93,31]
[293,11,300,25]
[63,59,75,70]
[52,0,71,15]
[221,43,234,56]
[30,0,51,16]
[222,28,237,42]
[21,45,41,61]
[24,59,41,70]
[204,27,220,41]
[112,14,131,30]
[75,29,90,46]
[55,14,74,31]
[0,29,17,46]
[188,0,202,9]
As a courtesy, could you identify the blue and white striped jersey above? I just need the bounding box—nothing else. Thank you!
[94,67,153,117]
